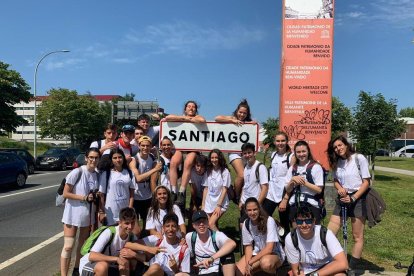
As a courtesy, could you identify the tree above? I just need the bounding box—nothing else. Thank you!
[261,117,279,165]
[351,91,406,174]
[37,88,108,148]
[399,107,414,118]
[0,61,31,134]
[331,96,352,138]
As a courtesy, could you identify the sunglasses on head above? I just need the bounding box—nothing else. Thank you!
[295,218,314,225]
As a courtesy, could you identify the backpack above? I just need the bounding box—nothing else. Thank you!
[81,226,117,256]
[56,168,83,207]
[190,229,219,259]
[245,162,268,184]
[291,161,327,219]
[155,238,188,268]
[290,225,328,260]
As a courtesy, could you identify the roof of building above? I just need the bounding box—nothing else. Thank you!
[32,94,120,102]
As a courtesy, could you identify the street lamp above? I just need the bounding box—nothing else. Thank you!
[33,50,70,158]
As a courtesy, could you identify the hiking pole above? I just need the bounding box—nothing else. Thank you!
[341,204,348,253]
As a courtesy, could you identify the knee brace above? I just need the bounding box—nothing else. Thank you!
[61,236,75,258]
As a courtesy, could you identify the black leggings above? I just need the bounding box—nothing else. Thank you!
[262,198,290,238]
[133,198,152,230]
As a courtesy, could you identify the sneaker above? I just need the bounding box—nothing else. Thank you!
[175,192,185,207]
[72,267,80,276]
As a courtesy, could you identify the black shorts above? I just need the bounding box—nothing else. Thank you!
[239,207,248,224]
[133,198,152,223]
[332,192,367,219]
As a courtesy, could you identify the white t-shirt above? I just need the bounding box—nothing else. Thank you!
[190,168,206,199]
[241,160,269,204]
[267,152,293,203]
[242,217,285,260]
[146,126,160,141]
[284,225,343,274]
[146,205,185,233]
[62,166,99,227]
[333,153,371,193]
[133,154,155,200]
[90,139,111,155]
[143,234,190,276]
[185,230,230,274]
[79,226,135,273]
[285,162,324,208]
[202,168,231,213]
[99,169,134,225]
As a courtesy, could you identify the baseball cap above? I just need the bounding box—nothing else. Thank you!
[122,125,135,133]
[192,210,208,222]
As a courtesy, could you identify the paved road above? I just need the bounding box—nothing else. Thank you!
[0,170,67,276]
[375,166,414,176]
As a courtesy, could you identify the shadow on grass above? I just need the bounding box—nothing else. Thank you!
[220,226,242,253]
[354,255,385,272]
[373,174,400,181]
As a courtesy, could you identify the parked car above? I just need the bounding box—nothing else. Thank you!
[0,152,28,188]
[391,145,414,158]
[72,153,86,168]
[375,149,390,157]
[0,148,36,174]
[36,147,80,170]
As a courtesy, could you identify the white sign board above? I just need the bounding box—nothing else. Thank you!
[160,121,259,153]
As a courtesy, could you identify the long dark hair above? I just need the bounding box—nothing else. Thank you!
[109,148,129,171]
[148,186,174,222]
[245,197,268,234]
[293,140,315,165]
[207,149,228,175]
[327,135,355,170]
[232,98,252,122]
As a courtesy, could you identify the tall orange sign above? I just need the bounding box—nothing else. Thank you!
[280,0,334,168]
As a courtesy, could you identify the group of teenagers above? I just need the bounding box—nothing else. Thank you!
[59,99,371,276]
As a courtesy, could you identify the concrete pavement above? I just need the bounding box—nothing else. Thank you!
[375,166,414,176]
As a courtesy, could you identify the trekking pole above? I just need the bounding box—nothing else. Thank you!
[341,204,348,253]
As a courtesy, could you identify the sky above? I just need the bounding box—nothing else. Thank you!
[1,0,414,124]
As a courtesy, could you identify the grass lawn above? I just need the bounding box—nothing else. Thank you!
[375,156,414,171]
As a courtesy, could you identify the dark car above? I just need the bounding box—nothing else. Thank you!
[0,152,28,188]
[36,147,80,171]
[72,153,86,168]
[0,148,36,174]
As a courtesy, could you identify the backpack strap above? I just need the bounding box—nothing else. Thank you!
[104,226,116,256]
[178,243,188,268]
[191,231,197,258]
[285,152,292,169]
[105,169,111,194]
[255,162,267,183]
[209,229,219,252]
[320,225,327,249]
[97,140,102,150]
[245,219,255,248]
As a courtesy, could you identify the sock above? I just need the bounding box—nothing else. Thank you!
[179,186,186,193]
[349,256,360,269]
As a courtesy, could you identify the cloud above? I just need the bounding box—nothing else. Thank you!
[45,58,85,70]
[124,21,267,57]
[338,1,414,28]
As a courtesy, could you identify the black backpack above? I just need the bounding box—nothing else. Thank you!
[291,161,327,219]
[269,152,292,170]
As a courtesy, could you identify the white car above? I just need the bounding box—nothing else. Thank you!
[392,145,414,158]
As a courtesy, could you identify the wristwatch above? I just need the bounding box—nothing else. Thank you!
[306,272,319,276]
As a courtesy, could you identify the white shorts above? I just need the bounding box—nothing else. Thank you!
[228,153,242,163]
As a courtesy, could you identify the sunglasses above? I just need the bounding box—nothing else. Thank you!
[295,218,314,225]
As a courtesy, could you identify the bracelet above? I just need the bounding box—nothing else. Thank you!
[217,204,223,208]
[210,256,214,262]
[351,195,357,203]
